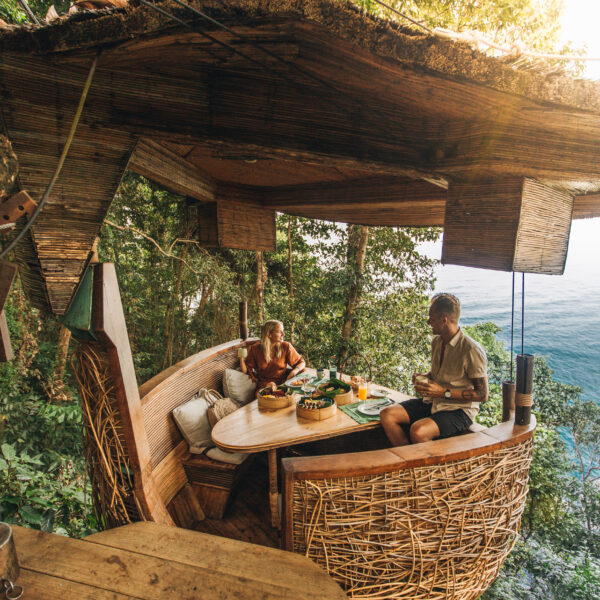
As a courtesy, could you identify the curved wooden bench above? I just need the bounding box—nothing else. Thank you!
[139,338,256,522]
[281,417,536,600]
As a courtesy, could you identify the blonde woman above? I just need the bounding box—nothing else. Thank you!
[240,320,306,392]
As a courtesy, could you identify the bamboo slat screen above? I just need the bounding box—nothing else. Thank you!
[443,178,573,275]
[291,438,534,600]
[513,179,573,274]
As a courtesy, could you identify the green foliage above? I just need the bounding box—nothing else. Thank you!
[100,173,251,381]
[0,442,96,537]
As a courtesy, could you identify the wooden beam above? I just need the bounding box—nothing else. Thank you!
[128,139,215,202]
[262,177,446,226]
[573,193,600,219]
[442,178,573,275]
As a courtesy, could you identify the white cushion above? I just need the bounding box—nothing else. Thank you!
[222,368,256,406]
[205,447,249,465]
[172,394,213,450]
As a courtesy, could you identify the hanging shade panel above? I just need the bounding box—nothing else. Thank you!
[442,177,573,275]
[195,194,276,252]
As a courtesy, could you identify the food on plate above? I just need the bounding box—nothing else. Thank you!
[258,384,290,399]
[297,396,334,410]
[289,376,312,387]
[317,379,351,398]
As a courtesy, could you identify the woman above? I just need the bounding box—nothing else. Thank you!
[240,320,306,392]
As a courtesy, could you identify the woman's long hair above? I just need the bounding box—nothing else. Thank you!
[260,320,284,364]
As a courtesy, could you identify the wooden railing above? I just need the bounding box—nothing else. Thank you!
[281,418,536,600]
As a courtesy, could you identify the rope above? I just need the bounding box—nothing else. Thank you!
[510,272,514,382]
[0,52,100,260]
[516,392,533,407]
[521,273,525,355]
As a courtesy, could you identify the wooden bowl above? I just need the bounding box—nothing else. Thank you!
[296,398,337,421]
[317,381,354,406]
[257,388,297,410]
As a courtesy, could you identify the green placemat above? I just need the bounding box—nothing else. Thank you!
[340,401,386,424]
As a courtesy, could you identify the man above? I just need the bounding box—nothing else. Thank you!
[380,293,488,446]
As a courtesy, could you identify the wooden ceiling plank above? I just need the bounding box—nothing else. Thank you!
[129,139,216,202]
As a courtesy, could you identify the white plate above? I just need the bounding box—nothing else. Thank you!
[285,375,315,388]
[369,389,388,398]
[357,399,395,415]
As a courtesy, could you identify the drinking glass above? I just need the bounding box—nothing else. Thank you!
[358,381,368,401]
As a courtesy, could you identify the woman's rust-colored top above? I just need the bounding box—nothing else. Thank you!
[245,341,303,391]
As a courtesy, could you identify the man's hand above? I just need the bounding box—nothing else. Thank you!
[414,378,444,398]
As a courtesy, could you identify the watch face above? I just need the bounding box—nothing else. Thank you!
[444,389,451,399]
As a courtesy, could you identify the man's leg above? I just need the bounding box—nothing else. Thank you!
[409,418,441,444]
[380,404,411,446]
[381,398,432,446]
[411,409,472,443]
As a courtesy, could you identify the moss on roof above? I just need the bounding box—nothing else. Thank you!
[1,0,600,112]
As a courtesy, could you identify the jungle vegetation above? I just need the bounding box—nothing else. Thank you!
[1,1,598,598]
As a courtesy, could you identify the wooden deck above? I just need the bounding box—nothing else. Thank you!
[193,452,280,547]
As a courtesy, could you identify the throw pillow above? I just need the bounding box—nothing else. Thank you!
[172,393,214,451]
[207,397,239,429]
[222,368,256,406]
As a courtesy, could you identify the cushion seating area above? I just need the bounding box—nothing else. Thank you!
[139,339,258,524]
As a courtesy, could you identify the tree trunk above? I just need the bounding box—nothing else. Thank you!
[163,239,188,368]
[54,324,71,382]
[287,217,295,344]
[340,225,369,363]
[254,251,266,325]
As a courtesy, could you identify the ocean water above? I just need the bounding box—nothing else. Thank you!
[422,219,600,403]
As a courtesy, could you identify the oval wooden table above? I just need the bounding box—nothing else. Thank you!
[11,521,347,599]
[212,383,410,527]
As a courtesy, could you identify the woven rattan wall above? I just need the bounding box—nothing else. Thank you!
[291,438,534,599]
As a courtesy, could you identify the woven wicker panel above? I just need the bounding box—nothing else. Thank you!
[143,351,239,469]
[73,342,138,529]
[291,438,534,600]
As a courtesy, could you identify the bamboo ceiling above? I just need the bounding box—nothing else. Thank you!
[1,0,600,313]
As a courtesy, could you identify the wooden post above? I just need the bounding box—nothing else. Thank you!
[91,263,174,525]
[502,380,515,423]
[0,261,17,362]
[515,354,534,426]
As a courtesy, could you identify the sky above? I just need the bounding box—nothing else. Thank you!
[561,0,600,80]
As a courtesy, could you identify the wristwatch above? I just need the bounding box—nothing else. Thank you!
[444,389,451,399]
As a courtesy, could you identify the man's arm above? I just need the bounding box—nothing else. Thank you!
[414,376,488,403]
[459,377,488,403]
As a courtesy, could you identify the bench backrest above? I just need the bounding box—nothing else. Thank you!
[139,339,254,506]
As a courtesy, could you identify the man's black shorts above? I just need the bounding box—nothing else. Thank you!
[401,397,473,439]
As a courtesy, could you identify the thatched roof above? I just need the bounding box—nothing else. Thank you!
[1,0,600,313]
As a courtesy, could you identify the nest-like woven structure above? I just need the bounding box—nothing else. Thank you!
[291,438,534,599]
[72,342,142,529]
